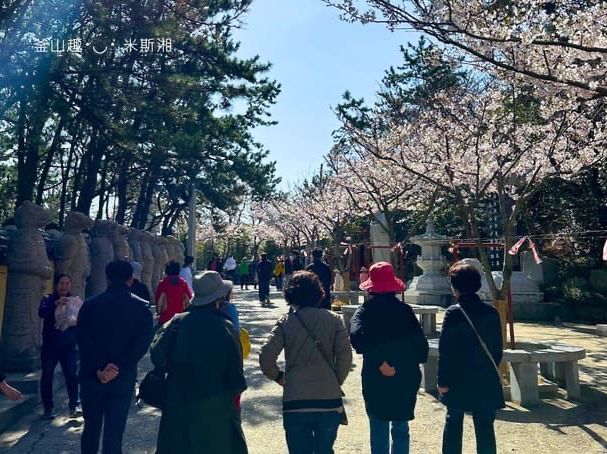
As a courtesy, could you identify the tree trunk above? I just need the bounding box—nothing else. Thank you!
[76,132,105,215]
[35,116,67,204]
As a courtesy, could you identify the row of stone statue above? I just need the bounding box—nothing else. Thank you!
[0,201,185,371]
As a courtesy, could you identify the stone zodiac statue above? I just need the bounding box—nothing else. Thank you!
[54,212,94,299]
[139,231,155,302]
[88,220,114,297]
[110,222,130,260]
[0,202,53,371]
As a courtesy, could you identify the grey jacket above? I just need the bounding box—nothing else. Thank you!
[259,306,352,412]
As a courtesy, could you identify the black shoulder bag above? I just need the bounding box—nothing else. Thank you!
[138,317,182,409]
[293,310,348,425]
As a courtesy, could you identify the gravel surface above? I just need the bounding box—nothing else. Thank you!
[1,289,606,453]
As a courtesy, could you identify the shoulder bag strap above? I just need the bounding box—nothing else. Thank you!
[456,305,503,385]
[293,310,345,396]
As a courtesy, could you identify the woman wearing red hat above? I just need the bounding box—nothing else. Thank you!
[350,262,429,454]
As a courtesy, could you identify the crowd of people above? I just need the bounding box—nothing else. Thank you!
[0,252,503,454]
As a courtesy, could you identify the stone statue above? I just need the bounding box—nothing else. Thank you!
[88,220,114,297]
[150,236,165,292]
[128,229,143,264]
[54,212,94,299]
[168,236,185,265]
[1,202,52,371]
[110,223,130,260]
[139,231,155,302]
[160,236,173,268]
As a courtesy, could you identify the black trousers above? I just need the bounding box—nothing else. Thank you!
[80,380,134,454]
[258,279,270,301]
[442,406,496,454]
[40,341,79,412]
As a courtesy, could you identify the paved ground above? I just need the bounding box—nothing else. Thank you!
[1,288,606,453]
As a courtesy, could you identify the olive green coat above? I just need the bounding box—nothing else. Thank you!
[151,305,247,454]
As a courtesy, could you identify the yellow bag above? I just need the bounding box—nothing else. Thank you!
[239,327,251,359]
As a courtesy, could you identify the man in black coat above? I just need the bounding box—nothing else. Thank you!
[306,249,332,309]
[78,260,154,454]
[256,253,272,305]
[438,262,504,454]
[350,262,429,454]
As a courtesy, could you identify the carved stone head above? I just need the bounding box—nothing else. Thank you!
[65,212,94,233]
[92,220,113,237]
[14,201,52,229]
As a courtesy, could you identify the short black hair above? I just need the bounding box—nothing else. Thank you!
[283,271,325,308]
[448,262,482,295]
[54,273,71,287]
[184,255,194,266]
[165,260,181,276]
[106,259,134,284]
[312,249,323,259]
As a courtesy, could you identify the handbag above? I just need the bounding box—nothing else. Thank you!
[456,304,504,385]
[137,316,182,409]
[292,310,349,425]
[239,327,251,359]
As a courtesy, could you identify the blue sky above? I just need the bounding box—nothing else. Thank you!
[236,1,418,190]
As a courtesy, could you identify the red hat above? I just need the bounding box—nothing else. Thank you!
[359,262,406,293]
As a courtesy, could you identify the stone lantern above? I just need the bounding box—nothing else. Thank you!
[404,217,453,307]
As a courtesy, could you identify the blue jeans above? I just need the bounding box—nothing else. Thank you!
[283,411,342,454]
[442,406,496,454]
[368,414,410,454]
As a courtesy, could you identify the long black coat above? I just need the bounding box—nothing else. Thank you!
[350,294,429,421]
[306,260,332,309]
[437,294,505,411]
[151,305,247,454]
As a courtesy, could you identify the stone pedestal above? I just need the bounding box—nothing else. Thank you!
[370,220,391,264]
[598,324,607,337]
[404,218,452,307]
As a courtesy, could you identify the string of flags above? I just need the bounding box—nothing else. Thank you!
[508,236,542,264]
[339,235,607,262]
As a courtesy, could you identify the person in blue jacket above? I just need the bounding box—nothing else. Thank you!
[38,273,80,419]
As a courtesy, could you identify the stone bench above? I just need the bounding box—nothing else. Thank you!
[340,303,439,337]
[421,339,586,407]
[597,324,607,337]
[410,305,439,336]
[332,291,367,305]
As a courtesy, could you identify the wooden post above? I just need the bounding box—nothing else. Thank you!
[494,298,509,380]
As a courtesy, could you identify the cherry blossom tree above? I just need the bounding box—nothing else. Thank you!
[326,1,607,99]
[349,79,606,299]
